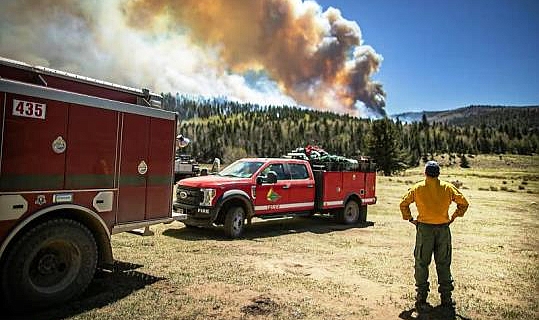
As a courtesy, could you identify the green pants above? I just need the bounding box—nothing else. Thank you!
[414,223,454,300]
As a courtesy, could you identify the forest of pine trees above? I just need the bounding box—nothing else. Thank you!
[162,93,539,174]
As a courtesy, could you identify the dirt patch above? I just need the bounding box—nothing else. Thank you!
[241,295,279,315]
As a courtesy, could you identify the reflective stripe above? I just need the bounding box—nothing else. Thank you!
[66,174,114,189]
[362,197,376,204]
[0,188,117,195]
[254,202,314,211]
[1,174,64,190]
[323,200,343,207]
[147,175,173,186]
[117,174,172,187]
[1,173,171,191]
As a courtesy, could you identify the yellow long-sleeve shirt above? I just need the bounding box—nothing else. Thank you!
[400,177,469,224]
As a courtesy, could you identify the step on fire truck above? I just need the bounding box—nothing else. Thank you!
[0,57,181,308]
[174,149,377,238]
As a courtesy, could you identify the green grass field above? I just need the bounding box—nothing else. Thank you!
[14,155,539,320]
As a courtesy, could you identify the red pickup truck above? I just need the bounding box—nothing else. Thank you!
[174,157,376,238]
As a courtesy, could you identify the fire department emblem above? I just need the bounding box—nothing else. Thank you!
[266,187,281,202]
[52,136,67,154]
[35,195,46,206]
[138,161,148,175]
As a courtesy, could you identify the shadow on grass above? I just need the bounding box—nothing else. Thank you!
[5,261,164,320]
[399,306,472,320]
[163,214,374,241]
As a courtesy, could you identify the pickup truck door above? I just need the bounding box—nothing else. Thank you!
[253,162,291,215]
[286,163,315,211]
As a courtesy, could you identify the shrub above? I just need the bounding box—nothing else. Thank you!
[460,155,470,168]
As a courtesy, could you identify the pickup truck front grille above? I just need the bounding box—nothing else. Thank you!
[176,185,202,206]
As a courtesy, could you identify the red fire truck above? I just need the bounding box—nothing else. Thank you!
[0,57,179,307]
[174,157,376,238]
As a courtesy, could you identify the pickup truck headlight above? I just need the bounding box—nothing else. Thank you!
[200,188,216,206]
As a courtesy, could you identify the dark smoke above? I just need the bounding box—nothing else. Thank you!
[0,0,386,116]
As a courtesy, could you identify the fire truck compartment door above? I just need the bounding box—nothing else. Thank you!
[65,104,117,189]
[117,114,174,224]
[145,117,174,220]
[117,113,149,223]
[1,94,68,191]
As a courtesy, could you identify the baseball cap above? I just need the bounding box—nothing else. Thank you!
[425,161,440,177]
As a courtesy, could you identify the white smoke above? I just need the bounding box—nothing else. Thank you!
[0,0,384,116]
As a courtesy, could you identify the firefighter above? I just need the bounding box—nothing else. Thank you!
[399,161,469,314]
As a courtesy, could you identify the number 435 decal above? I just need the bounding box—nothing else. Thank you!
[12,99,46,119]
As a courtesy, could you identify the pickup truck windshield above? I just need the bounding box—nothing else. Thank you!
[218,160,264,178]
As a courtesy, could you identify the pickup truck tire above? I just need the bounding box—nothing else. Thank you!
[224,206,245,239]
[1,219,97,309]
[338,200,360,224]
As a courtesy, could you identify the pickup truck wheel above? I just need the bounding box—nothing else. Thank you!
[339,200,360,224]
[224,206,245,239]
[1,219,97,309]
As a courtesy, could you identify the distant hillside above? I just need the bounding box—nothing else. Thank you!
[392,105,539,129]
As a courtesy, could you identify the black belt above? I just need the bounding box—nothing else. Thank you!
[418,222,449,227]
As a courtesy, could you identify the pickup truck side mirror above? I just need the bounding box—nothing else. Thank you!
[256,171,278,185]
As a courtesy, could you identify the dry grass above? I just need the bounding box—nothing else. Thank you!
[12,155,539,320]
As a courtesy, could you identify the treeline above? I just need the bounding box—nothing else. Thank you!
[425,105,539,129]
[162,93,539,172]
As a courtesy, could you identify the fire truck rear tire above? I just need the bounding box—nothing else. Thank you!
[224,206,245,239]
[338,200,360,224]
[1,219,97,309]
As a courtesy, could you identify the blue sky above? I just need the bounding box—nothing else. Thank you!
[316,0,539,115]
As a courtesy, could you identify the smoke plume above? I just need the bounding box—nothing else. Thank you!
[0,0,385,116]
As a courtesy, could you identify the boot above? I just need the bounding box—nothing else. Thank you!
[440,294,456,317]
[415,293,433,314]
[440,293,455,308]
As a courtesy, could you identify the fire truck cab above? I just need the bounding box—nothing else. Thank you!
[0,57,178,308]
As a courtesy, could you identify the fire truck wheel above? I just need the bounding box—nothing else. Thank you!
[339,200,360,224]
[1,219,97,308]
[224,206,245,239]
